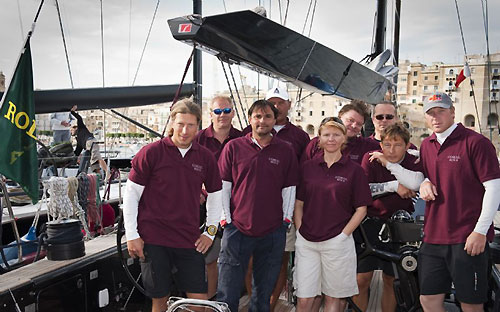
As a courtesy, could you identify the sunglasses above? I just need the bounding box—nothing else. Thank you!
[375,114,395,120]
[212,108,232,115]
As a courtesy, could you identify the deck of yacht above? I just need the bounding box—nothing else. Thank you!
[238,270,385,312]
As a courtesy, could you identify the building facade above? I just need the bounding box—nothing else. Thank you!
[398,52,500,148]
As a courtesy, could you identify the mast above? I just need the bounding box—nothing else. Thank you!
[193,0,202,110]
[393,0,401,66]
[373,0,387,60]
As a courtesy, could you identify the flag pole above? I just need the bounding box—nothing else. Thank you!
[0,0,45,110]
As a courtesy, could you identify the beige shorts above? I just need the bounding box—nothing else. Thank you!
[285,223,296,252]
[294,230,358,299]
[85,138,102,171]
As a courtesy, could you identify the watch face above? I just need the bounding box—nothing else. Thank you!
[207,225,217,236]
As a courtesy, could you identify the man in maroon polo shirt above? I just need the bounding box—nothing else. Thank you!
[254,85,310,309]
[355,123,424,312]
[217,100,299,312]
[302,100,379,163]
[195,95,242,299]
[419,92,500,312]
[123,98,223,312]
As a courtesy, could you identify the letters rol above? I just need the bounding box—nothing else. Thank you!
[3,101,37,139]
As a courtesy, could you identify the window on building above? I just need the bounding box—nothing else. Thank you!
[412,90,417,95]
[434,85,438,90]
[470,91,474,96]
[493,68,499,74]
[435,76,438,80]
[470,68,475,74]
[309,111,313,116]
[306,124,315,135]
[413,81,417,86]
[488,113,498,128]
[401,77,407,82]
[413,71,418,76]
[321,111,325,116]
[424,86,428,91]
[297,112,301,116]
[449,81,453,86]
[449,69,454,75]
[424,76,428,81]
[412,99,416,103]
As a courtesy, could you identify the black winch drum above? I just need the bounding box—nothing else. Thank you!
[45,219,85,261]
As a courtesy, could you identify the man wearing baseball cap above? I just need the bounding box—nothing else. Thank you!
[419,92,500,311]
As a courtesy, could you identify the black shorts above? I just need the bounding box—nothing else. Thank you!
[418,242,490,304]
[140,244,207,298]
[357,218,397,276]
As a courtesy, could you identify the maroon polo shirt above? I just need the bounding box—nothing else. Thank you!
[420,123,500,244]
[242,120,310,161]
[129,137,222,248]
[361,151,423,219]
[302,136,320,162]
[301,136,379,164]
[218,133,299,237]
[297,154,372,242]
[195,124,242,160]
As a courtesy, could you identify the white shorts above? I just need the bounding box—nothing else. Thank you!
[294,231,358,299]
[285,223,296,252]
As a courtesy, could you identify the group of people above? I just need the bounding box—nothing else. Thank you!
[122,86,500,312]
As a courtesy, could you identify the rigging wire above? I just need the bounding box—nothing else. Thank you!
[100,0,105,87]
[283,0,290,26]
[127,0,133,85]
[480,0,496,137]
[307,0,317,37]
[220,60,244,129]
[228,64,249,125]
[16,0,24,41]
[54,0,74,88]
[278,0,283,25]
[301,0,314,35]
[132,0,161,86]
[160,47,196,138]
[222,0,227,14]
[453,0,482,134]
[237,66,250,113]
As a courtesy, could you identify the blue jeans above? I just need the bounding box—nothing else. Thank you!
[217,223,286,312]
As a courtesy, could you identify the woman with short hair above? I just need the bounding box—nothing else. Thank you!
[294,120,372,312]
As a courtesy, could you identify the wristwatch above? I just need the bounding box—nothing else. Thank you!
[206,225,218,236]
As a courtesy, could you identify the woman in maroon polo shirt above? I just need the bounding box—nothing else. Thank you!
[294,120,372,312]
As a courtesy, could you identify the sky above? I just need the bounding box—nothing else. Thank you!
[0,0,499,98]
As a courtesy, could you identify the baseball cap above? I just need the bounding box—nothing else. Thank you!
[423,92,453,113]
[265,86,289,101]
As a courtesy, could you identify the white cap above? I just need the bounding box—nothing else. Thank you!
[265,86,289,101]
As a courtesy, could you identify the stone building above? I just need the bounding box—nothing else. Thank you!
[398,52,500,149]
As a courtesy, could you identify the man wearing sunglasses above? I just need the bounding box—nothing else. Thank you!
[195,95,242,300]
[371,101,397,142]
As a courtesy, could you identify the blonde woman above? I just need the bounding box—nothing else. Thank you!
[294,120,371,312]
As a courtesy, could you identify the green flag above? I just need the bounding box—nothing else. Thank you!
[0,40,39,204]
